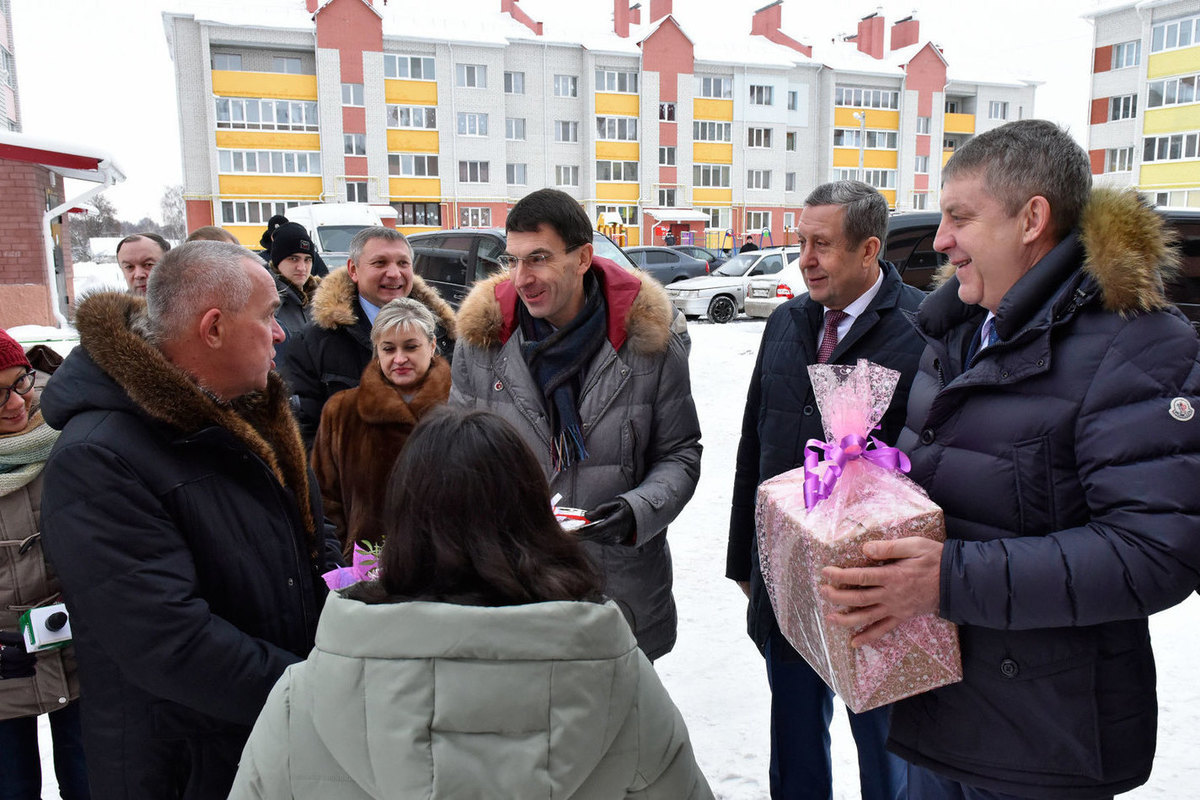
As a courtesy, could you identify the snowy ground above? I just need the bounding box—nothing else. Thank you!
[38,316,1200,798]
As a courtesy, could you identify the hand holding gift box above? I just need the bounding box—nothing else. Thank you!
[755,358,961,713]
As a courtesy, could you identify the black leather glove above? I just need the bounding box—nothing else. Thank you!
[578,499,637,546]
[0,631,36,680]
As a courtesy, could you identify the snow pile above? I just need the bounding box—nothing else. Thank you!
[73,260,126,298]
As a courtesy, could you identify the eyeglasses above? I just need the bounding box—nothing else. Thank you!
[0,370,35,406]
[497,243,582,270]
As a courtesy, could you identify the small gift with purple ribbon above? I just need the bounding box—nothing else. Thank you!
[755,359,961,713]
[321,543,381,591]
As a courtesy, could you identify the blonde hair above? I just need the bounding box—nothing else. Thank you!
[370,298,437,347]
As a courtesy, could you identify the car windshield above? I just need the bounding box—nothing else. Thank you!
[714,253,756,276]
[592,233,637,270]
[317,225,369,254]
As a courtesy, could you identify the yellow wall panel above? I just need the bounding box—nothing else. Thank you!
[596,141,639,160]
[596,182,640,202]
[943,149,954,167]
[215,131,320,150]
[386,129,440,152]
[693,143,733,163]
[833,107,900,129]
[833,148,860,168]
[211,71,318,100]
[693,99,734,121]
[389,177,442,200]
[398,225,442,236]
[1140,161,1200,186]
[880,189,897,208]
[384,79,438,105]
[832,148,896,169]
[225,226,269,247]
[1149,47,1200,80]
[217,175,323,197]
[943,113,975,134]
[595,93,639,115]
[693,188,732,205]
[1144,105,1200,135]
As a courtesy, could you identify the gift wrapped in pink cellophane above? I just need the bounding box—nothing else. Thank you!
[755,359,962,713]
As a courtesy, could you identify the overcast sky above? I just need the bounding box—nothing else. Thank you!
[13,0,1111,221]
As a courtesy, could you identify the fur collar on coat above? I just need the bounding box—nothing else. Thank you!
[309,266,457,339]
[354,355,452,426]
[455,256,675,357]
[271,267,321,307]
[72,291,318,550]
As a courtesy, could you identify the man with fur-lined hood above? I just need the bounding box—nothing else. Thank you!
[280,226,456,443]
[38,241,340,799]
[450,188,701,662]
[822,119,1200,798]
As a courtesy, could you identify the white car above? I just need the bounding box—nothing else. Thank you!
[664,248,800,323]
[744,262,805,319]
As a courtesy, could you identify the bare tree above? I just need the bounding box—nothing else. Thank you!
[160,184,186,242]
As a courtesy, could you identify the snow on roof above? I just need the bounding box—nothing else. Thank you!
[0,131,124,182]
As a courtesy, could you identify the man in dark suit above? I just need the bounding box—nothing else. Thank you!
[727,180,924,800]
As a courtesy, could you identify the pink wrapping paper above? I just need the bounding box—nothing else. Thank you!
[755,359,962,713]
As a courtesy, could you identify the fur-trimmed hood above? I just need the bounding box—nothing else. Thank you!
[455,256,675,356]
[271,267,321,307]
[41,291,318,545]
[309,267,457,339]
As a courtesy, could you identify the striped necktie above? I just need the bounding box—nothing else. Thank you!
[816,310,848,364]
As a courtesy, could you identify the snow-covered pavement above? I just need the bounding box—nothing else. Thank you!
[40,316,1200,798]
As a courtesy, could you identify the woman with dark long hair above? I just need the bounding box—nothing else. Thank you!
[231,407,712,799]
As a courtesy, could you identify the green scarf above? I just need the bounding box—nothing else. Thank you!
[0,410,60,497]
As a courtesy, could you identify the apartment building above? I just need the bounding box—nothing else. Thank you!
[164,0,1036,248]
[0,0,19,132]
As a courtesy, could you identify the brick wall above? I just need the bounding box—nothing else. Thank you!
[0,158,73,326]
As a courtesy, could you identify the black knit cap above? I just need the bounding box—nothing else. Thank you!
[259,214,291,249]
[271,222,314,267]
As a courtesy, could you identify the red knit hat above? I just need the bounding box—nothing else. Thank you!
[0,330,31,373]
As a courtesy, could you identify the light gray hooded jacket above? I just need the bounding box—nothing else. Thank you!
[229,591,713,800]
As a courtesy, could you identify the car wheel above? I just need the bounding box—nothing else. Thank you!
[708,295,737,324]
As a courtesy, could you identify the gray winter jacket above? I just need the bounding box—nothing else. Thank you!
[449,257,702,660]
[229,592,714,800]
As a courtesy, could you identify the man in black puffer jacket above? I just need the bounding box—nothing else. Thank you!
[39,242,341,799]
[823,119,1200,799]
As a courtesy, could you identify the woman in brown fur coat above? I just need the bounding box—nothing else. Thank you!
[311,298,451,555]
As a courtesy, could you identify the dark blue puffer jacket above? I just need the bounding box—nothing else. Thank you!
[890,189,1200,799]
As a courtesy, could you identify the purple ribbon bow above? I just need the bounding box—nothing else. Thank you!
[803,433,911,509]
[321,544,380,591]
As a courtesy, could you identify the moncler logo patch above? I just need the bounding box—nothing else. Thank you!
[1169,397,1194,422]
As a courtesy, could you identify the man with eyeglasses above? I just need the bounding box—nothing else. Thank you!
[451,188,702,662]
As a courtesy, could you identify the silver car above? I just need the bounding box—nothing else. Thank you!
[664,248,799,323]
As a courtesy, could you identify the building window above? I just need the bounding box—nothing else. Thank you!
[1105,147,1134,172]
[746,211,771,231]
[220,199,291,225]
[658,188,677,206]
[749,85,774,106]
[506,163,527,185]
[272,56,302,74]
[943,137,958,151]
[456,63,487,88]
[912,193,928,210]
[457,112,488,136]
[916,116,931,134]
[341,83,364,106]
[1113,40,1141,68]
[553,74,578,97]
[595,69,638,93]
[217,149,321,175]
[787,90,798,111]
[458,161,490,183]
[833,129,898,149]
[343,134,366,155]
[1148,75,1198,108]
[596,160,639,182]
[555,165,580,186]
[784,211,795,228]
[215,98,319,132]
[786,132,797,151]
[212,53,242,71]
[1142,131,1200,162]
[698,76,733,98]
[1110,94,1138,120]
[659,146,676,166]
[748,127,772,148]
[597,205,639,225]
[392,202,442,226]
[694,164,731,187]
[505,117,526,141]
[659,102,676,121]
[693,120,732,142]
[915,155,929,173]
[596,116,638,141]
[698,206,731,230]
[835,86,899,109]
[1152,16,1200,53]
[504,71,525,94]
[387,105,437,129]
[988,101,1009,120]
[460,207,491,227]
[346,181,367,203]
[554,120,579,142]
[388,153,439,177]
[945,100,959,113]
[785,172,796,192]
[747,170,771,190]
[385,55,435,80]
[859,169,896,189]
